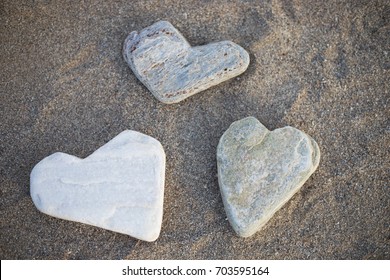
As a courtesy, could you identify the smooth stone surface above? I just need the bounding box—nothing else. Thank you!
[217,117,320,237]
[30,130,165,242]
[123,21,250,104]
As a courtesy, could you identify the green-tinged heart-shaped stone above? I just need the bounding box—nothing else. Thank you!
[217,117,320,237]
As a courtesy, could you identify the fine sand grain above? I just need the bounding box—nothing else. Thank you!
[1,0,389,259]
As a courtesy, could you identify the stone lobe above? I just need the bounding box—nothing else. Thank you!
[217,117,320,237]
[123,21,250,104]
[30,130,165,242]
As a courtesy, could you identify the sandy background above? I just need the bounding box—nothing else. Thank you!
[1,0,389,259]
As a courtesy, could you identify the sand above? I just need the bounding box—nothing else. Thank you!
[0,0,389,259]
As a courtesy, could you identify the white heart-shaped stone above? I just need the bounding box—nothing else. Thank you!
[123,21,250,104]
[217,117,320,237]
[30,130,165,242]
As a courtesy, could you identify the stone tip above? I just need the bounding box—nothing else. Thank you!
[229,41,250,72]
[142,231,161,242]
[309,136,321,171]
[153,20,174,27]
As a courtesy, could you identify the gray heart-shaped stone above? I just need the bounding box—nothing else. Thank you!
[217,117,320,237]
[123,21,250,104]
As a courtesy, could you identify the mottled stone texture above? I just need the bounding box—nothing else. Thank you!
[30,130,165,242]
[217,117,320,237]
[123,21,250,103]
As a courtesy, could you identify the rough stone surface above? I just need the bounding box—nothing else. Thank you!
[30,130,165,242]
[123,21,250,104]
[217,117,320,237]
[1,0,389,259]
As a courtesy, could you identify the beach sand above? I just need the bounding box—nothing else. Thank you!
[1,0,389,259]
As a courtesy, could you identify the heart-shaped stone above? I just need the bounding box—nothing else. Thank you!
[123,21,250,104]
[217,117,320,237]
[30,130,165,242]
